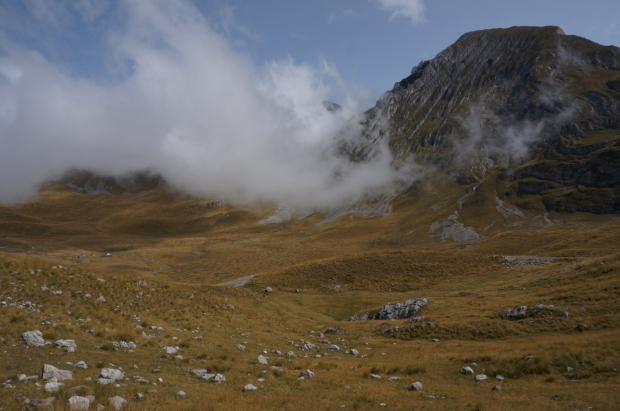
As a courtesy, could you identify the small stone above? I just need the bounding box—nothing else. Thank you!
[492,385,501,391]
[577,324,588,331]
[370,374,381,380]
[475,374,488,381]
[243,384,257,391]
[460,366,474,375]
[45,382,64,392]
[328,345,340,351]
[164,347,177,354]
[74,361,87,369]
[300,369,314,379]
[523,355,534,362]
[495,375,504,380]
[177,391,186,398]
[409,382,423,391]
[135,393,145,400]
[387,377,400,381]
[258,355,268,365]
[265,287,273,293]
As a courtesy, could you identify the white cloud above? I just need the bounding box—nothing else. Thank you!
[0,0,406,208]
[374,0,425,25]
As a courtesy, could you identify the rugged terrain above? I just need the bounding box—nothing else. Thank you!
[0,26,619,410]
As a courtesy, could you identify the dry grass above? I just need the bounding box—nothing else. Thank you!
[0,182,619,409]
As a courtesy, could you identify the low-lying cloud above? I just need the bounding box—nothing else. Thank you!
[0,1,406,209]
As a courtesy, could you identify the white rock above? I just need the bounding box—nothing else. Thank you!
[265,287,273,293]
[191,369,209,377]
[235,344,245,350]
[409,382,423,391]
[370,374,381,380]
[20,330,45,347]
[108,396,127,410]
[350,349,359,356]
[300,369,314,379]
[98,368,124,382]
[258,355,268,365]
[164,346,177,354]
[74,361,87,369]
[68,396,91,410]
[96,296,106,303]
[243,384,257,391]
[460,366,474,375]
[387,376,400,381]
[213,374,226,383]
[287,351,296,358]
[475,374,488,381]
[42,364,73,381]
[177,391,186,398]
[328,345,340,351]
[17,374,27,383]
[55,340,77,350]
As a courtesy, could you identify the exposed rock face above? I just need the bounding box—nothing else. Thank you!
[340,26,620,214]
[349,298,427,321]
[501,304,569,319]
[20,330,45,347]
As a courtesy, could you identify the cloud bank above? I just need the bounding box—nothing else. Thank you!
[374,0,425,25]
[0,1,406,209]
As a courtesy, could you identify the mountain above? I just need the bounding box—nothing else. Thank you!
[342,26,620,214]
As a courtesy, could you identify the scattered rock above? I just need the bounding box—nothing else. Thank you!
[42,364,73,381]
[566,367,574,372]
[350,349,359,356]
[177,391,186,398]
[370,374,382,380]
[265,287,273,293]
[460,366,474,375]
[97,368,124,384]
[191,369,210,377]
[213,374,226,383]
[409,316,425,323]
[475,374,488,381]
[108,396,127,410]
[235,344,245,350]
[409,382,423,391]
[349,298,427,321]
[287,351,296,358]
[95,296,106,303]
[164,347,178,354]
[55,340,78,351]
[492,385,501,391]
[495,375,504,380]
[523,355,534,363]
[243,384,257,391]
[20,330,45,347]
[134,393,145,401]
[577,324,588,331]
[501,304,569,319]
[300,369,315,379]
[74,361,87,369]
[328,345,340,351]
[258,355,268,365]
[387,377,400,381]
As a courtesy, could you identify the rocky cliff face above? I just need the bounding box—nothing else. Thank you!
[342,26,620,213]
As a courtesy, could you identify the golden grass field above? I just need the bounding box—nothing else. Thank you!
[0,179,619,410]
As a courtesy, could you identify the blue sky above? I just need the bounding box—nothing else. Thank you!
[0,0,619,205]
[3,0,620,95]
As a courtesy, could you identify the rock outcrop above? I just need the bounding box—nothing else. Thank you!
[349,298,427,321]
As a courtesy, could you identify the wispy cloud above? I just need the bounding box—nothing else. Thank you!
[373,0,425,25]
